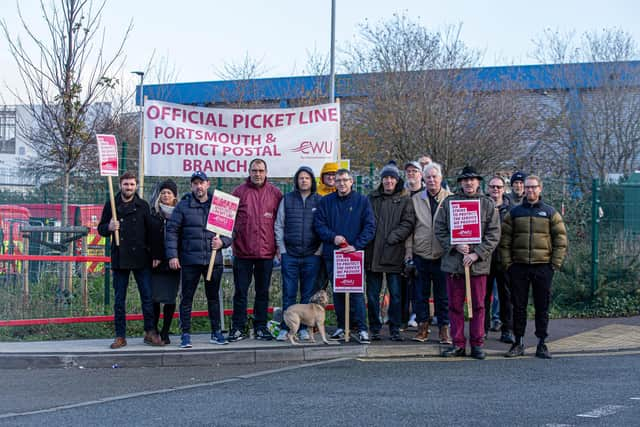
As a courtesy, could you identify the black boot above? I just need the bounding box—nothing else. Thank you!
[504,335,525,357]
[536,338,552,359]
[160,304,176,345]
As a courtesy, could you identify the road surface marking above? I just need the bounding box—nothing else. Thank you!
[576,405,626,418]
[0,358,350,420]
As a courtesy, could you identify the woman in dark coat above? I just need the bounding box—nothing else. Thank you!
[150,180,181,344]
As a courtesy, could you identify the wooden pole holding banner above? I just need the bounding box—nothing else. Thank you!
[107,176,120,246]
[206,233,218,281]
[464,265,473,318]
[344,291,350,343]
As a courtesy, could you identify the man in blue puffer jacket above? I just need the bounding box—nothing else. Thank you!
[166,171,232,348]
[314,168,376,344]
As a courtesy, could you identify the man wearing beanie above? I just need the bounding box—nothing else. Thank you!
[274,166,323,341]
[505,171,526,206]
[366,161,415,341]
[150,179,180,344]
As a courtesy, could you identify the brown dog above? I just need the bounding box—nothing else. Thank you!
[283,290,331,345]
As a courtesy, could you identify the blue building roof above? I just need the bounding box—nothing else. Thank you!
[137,61,640,106]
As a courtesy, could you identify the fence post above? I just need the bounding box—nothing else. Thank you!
[591,178,600,296]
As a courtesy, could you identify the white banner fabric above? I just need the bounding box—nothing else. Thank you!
[143,100,340,178]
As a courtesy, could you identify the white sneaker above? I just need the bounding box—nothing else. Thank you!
[276,329,288,341]
[330,328,345,340]
[298,329,311,341]
[408,314,418,328]
[355,330,370,344]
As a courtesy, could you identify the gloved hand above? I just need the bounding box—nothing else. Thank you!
[403,259,417,278]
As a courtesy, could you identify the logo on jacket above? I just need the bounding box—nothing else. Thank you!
[264,212,273,218]
[538,211,548,217]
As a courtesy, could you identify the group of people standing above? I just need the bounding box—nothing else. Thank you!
[99,156,567,359]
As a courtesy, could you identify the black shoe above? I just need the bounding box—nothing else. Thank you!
[160,333,171,345]
[504,343,525,357]
[470,346,486,360]
[227,328,246,342]
[370,332,382,341]
[255,327,274,341]
[536,343,552,359]
[500,331,515,344]
[390,332,404,342]
[441,346,466,357]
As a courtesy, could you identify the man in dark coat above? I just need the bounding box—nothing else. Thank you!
[166,171,232,348]
[365,161,415,341]
[98,171,161,349]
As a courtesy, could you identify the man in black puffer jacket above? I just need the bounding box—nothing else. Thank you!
[166,171,232,348]
[501,175,568,359]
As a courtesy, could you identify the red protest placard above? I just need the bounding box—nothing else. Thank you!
[333,250,365,293]
[96,134,119,176]
[206,190,239,237]
[449,199,482,244]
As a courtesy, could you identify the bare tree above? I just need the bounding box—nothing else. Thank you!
[1,0,132,226]
[532,28,640,186]
[340,14,533,177]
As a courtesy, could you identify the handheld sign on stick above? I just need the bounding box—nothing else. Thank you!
[205,190,240,280]
[333,247,365,343]
[96,134,120,246]
[449,199,482,318]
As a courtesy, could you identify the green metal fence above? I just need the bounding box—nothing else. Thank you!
[1,168,639,329]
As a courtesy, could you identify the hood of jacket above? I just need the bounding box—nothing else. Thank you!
[293,166,317,194]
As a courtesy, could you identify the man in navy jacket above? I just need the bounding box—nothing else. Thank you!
[314,168,376,344]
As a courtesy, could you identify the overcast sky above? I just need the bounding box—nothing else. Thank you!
[1,0,638,104]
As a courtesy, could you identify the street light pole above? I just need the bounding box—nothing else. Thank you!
[132,71,145,197]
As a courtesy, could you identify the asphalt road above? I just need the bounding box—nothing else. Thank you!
[2,352,640,426]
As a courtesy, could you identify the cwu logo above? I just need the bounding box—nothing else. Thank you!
[290,140,334,154]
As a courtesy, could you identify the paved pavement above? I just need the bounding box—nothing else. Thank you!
[1,316,639,369]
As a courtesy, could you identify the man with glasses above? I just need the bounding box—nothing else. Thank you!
[228,158,283,342]
[501,175,567,359]
[485,176,515,345]
[314,169,376,344]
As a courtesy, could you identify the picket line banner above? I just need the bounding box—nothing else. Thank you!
[143,99,340,178]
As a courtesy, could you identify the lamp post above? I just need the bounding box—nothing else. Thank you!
[132,71,145,197]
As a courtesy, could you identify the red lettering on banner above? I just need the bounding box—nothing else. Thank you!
[183,159,249,173]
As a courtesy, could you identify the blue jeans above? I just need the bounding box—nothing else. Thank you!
[280,253,321,331]
[324,256,367,332]
[413,255,449,326]
[180,264,223,333]
[112,267,154,337]
[232,258,273,331]
[366,271,402,334]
